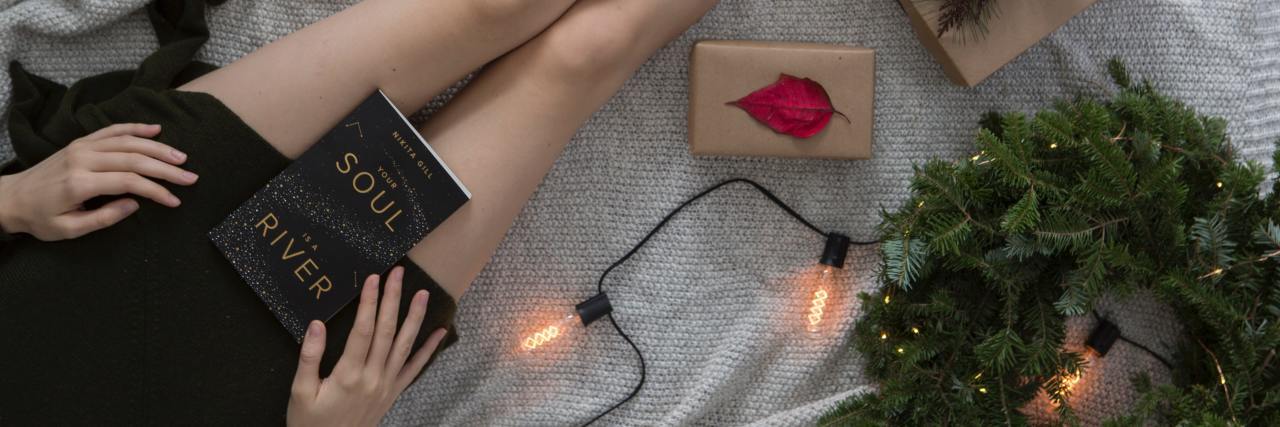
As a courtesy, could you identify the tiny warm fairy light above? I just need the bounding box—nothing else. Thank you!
[970,154,981,161]
[1049,143,1059,149]
[521,293,612,353]
[1216,181,1224,188]
[978,387,988,394]
[883,293,891,305]
[911,326,920,334]
[806,233,851,332]
[896,347,905,354]
[916,200,925,208]
[880,331,888,340]
[1059,370,1083,393]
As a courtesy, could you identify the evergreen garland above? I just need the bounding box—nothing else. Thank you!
[926,0,1000,40]
[821,60,1280,425]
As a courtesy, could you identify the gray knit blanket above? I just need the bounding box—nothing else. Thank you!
[3,0,1278,425]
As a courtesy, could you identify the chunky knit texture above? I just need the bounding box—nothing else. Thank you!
[2,0,1278,425]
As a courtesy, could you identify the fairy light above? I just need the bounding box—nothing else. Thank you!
[1049,143,1058,149]
[880,331,889,340]
[1216,181,1224,188]
[970,154,981,161]
[978,387,988,394]
[1059,370,1083,393]
[896,347,905,354]
[911,326,920,334]
[883,294,891,305]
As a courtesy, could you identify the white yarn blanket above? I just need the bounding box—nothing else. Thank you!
[2,0,1277,425]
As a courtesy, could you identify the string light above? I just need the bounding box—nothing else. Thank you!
[883,294,891,305]
[911,326,920,334]
[1059,370,1083,393]
[1049,143,1059,149]
[807,283,830,333]
[521,293,612,353]
[978,387,988,394]
[522,313,576,352]
[807,233,852,332]
[896,347,905,354]
[1216,181,1224,188]
[880,331,888,340]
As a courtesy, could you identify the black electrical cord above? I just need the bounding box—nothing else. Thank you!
[1090,310,1175,371]
[580,178,877,426]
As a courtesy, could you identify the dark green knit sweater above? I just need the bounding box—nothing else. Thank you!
[0,1,457,424]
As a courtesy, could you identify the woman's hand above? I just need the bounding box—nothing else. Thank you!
[287,266,447,427]
[0,123,197,240]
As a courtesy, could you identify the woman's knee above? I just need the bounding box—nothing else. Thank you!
[538,17,643,81]
[464,0,547,27]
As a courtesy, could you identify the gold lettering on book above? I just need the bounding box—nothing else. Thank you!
[393,131,434,180]
[336,152,403,232]
[255,212,333,300]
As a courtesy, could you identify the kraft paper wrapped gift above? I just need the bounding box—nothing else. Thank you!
[688,40,874,160]
[899,0,1097,87]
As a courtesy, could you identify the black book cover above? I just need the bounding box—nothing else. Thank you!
[210,90,470,341]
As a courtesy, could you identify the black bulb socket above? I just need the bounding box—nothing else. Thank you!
[1086,318,1121,357]
[819,233,851,269]
[576,293,613,327]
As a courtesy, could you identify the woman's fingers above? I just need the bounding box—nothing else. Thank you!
[83,123,162,141]
[292,320,327,400]
[88,152,198,186]
[92,135,187,165]
[386,289,428,377]
[335,274,381,374]
[82,172,181,207]
[52,198,139,239]
[365,266,404,374]
[395,328,446,392]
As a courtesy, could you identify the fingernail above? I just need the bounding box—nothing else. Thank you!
[170,149,186,162]
[121,200,139,213]
[182,171,199,183]
[308,321,322,337]
[169,195,181,207]
[416,290,428,305]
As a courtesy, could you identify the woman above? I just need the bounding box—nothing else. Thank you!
[0,0,718,424]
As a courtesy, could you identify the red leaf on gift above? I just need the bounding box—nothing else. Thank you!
[726,74,848,139]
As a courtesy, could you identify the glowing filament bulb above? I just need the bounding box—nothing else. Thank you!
[522,313,579,352]
[880,331,888,340]
[807,288,829,330]
[896,347,905,354]
[978,387,988,394]
[1049,143,1058,149]
[883,294,891,305]
[1216,181,1224,188]
[911,326,920,334]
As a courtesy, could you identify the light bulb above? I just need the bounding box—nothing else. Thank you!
[522,312,580,352]
[807,233,851,333]
[807,267,832,333]
[521,293,613,354]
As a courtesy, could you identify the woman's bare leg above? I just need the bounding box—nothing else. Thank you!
[407,0,720,297]
[181,0,578,158]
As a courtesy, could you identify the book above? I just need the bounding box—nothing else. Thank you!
[209,90,470,341]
